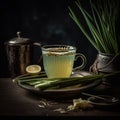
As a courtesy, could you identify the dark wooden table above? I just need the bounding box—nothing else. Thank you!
[0,77,120,119]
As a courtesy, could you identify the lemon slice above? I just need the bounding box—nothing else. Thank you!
[26,65,41,74]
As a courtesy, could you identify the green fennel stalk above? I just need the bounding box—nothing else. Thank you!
[13,71,120,90]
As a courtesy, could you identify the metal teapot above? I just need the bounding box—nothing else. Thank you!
[4,32,41,78]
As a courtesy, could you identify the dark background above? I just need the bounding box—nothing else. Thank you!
[0,0,97,77]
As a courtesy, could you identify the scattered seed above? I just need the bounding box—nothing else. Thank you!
[38,104,45,108]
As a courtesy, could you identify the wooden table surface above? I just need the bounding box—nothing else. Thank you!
[0,77,120,119]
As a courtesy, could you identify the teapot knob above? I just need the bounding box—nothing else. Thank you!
[17,31,21,39]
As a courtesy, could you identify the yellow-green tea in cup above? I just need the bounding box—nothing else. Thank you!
[42,45,86,78]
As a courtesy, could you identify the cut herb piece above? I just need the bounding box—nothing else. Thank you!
[14,71,120,91]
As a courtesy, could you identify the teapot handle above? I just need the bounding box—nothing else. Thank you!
[33,42,42,64]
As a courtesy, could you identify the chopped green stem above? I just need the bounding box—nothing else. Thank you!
[14,71,120,90]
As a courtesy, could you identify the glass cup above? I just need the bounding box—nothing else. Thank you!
[41,45,87,78]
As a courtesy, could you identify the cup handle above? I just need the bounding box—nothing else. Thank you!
[73,53,87,71]
[33,42,43,64]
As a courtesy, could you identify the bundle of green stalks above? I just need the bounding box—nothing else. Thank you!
[69,0,120,54]
[13,71,120,90]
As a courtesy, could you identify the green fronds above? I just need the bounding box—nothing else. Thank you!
[69,0,120,54]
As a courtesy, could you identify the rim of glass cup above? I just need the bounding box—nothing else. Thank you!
[41,44,76,51]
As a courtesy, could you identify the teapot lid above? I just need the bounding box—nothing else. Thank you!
[5,32,31,45]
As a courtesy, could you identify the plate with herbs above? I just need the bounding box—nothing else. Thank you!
[13,71,103,97]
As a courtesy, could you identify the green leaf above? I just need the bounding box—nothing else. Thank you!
[68,0,120,54]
